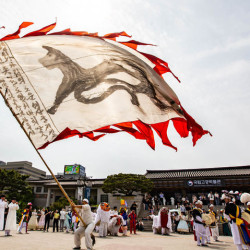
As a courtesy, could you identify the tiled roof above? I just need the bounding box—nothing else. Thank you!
[145,166,250,179]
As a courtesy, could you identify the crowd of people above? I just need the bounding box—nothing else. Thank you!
[145,190,250,249]
[142,190,244,211]
[0,195,145,249]
[1,190,250,250]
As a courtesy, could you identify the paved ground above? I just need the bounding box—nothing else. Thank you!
[0,230,235,250]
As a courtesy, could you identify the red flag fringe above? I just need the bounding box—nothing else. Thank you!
[0,22,211,150]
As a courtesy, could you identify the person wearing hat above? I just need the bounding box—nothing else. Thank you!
[219,209,231,236]
[95,202,111,237]
[18,203,32,234]
[192,200,206,246]
[208,204,219,242]
[72,198,95,250]
[223,194,250,250]
[0,195,8,231]
[4,198,19,236]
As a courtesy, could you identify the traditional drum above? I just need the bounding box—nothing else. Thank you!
[202,213,212,226]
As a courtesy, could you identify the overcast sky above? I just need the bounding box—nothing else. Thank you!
[0,0,249,178]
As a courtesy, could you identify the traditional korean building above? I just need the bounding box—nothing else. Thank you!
[145,165,250,203]
[1,161,250,208]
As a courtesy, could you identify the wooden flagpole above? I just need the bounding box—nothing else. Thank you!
[0,88,95,243]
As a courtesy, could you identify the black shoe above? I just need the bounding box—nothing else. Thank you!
[201,244,208,247]
[73,247,81,250]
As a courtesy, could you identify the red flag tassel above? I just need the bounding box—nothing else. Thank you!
[140,52,180,82]
[151,121,177,151]
[1,22,33,41]
[180,105,212,146]
[23,22,56,37]
[133,120,155,150]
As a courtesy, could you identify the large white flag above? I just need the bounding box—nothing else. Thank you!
[0,23,210,150]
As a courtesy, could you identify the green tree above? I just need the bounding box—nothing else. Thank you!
[50,196,77,211]
[0,169,33,215]
[102,173,154,196]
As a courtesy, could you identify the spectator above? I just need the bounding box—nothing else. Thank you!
[154,196,159,211]
[148,202,154,214]
[170,197,175,206]
[60,208,66,232]
[142,197,147,210]
[192,195,197,204]
[71,211,78,233]
[180,204,186,213]
[130,201,138,214]
[208,191,214,204]
[137,220,144,231]
[44,207,51,232]
[53,209,60,232]
[173,212,180,232]
[214,192,220,205]
[159,192,165,205]
[181,196,186,205]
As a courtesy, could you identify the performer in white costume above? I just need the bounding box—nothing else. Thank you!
[151,214,160,234]
[205,222,211,244]
[192,200,206,247]
[91,210,98,232]
[209,204,219,241]
[108,215,124,236]
[0,195,8,230]
[5,198,19,236]
[72,199,95,250]
[95,202,111,237]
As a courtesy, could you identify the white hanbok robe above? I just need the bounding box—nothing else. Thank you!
[5,203,19,231]
[95,205,110,237]
[225,214,242,245]
[151,215,160,234]
[0,200,8,230]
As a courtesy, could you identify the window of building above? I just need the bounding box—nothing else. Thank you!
[36,186,42,193]
[44,187,48,193]
[100,194,108,203]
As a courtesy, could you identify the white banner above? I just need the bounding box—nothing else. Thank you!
[0,35,182,148]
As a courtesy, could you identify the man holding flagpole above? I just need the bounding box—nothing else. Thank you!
[72,198,95,250]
